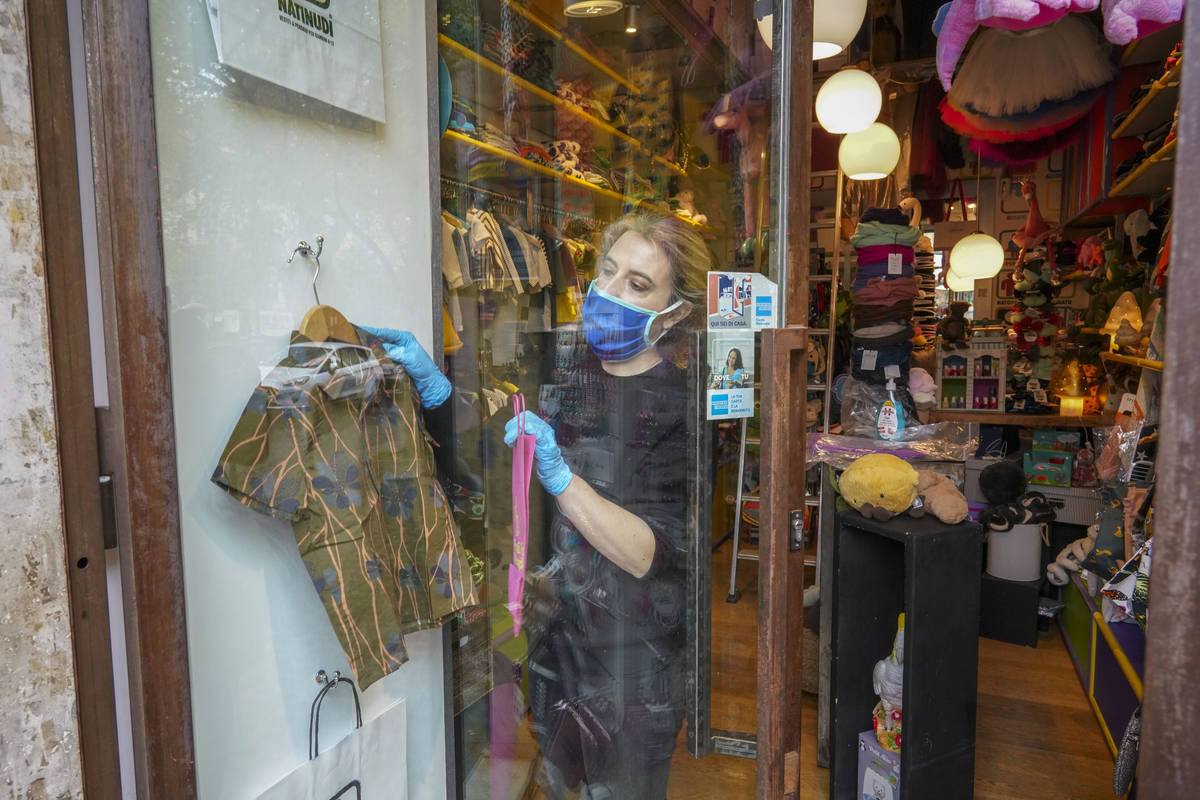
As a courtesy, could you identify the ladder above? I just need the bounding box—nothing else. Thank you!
[725,168,848,603]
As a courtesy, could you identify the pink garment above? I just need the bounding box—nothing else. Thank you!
[854,244,915,265]
[1102,0,1185,45]
[853,276,921,305]
[508,394,535,636]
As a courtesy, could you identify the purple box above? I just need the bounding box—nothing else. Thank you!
[858,730,901,800]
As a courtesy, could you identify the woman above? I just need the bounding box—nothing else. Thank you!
[506,212,707,799]
[715,347,746,389]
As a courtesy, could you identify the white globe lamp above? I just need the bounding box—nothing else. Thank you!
[757,0,867,58]
[944,269,977,293]
[815,0,869,59]
[838,122,900,180]
[949,233,1005,279]
[816,68,882,134]
[564,0,623,17]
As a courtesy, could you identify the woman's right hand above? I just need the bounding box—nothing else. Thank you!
[505,411,574,496]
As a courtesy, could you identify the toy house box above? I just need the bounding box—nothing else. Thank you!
[858,730,901,799]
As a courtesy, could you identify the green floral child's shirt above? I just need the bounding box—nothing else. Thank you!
[212,328,478,689]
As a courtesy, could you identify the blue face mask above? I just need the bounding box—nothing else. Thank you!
[582,283,684,362]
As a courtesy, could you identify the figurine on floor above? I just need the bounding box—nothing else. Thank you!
[872,613,905,752]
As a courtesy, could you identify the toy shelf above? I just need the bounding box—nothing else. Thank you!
[1100,352,1164,371]
[1109,139,1177,198]
[930,411,1116,428]
[1113,58,1183,139]
[936,344,1006,413]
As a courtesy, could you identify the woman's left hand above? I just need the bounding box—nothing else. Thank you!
[504,411,574,496]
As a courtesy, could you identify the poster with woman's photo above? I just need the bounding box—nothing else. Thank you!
[707,331,755,419]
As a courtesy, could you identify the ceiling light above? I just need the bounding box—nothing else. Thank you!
[838,122,901,180]
[756,0,867,58]
[949,233,1005,279]
[815,68,882,134]
[814,0,868,59]
[944,268,976,292]
[564,0,623,17]
[624,3,638,32]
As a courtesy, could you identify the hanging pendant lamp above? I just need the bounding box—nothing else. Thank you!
[949,233,1005,279]
[838,122,901,180]
[948,155,1004,279]
[944,268,978,292]
[816,68,882,134]
[565,0,623,17]
[756,0,867,59]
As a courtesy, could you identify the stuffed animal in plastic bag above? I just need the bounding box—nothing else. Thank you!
[838,453,920,521]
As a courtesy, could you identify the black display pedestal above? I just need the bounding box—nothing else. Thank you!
[979,573,1042,648]
[829,511,984,799]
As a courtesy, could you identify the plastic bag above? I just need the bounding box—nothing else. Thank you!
[1093,418,1144,483]
[806,422,978,471]
[839,377,920,438]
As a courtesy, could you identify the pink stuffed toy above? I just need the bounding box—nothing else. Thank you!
[935,0,1101,90]
[1102,0,1185,45]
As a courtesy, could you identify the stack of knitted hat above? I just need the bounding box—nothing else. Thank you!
[913,234,938,343]
[845,207,924,424]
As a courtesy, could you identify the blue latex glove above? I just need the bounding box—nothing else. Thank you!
[359,325,451,409]
[504,411,573,496]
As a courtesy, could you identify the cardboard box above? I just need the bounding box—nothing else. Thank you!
[858,730,901,800]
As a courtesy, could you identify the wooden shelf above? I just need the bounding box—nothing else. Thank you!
[438,34,685,176]
[1113,58,1182,139]
[502,1,641,93]
[930,410,1116,427]
[441,130,710,231]
[1109,139,1177,198]
[1120,23,1183,66]
[1101,352,1164,371]
[443,129,627,201]
[1061,197,1150,232]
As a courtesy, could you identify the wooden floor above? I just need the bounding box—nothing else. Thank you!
[661,541,1117,799]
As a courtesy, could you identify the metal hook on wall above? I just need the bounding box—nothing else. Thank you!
[288,235,326,305]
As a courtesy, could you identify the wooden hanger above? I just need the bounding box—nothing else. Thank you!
[289,236,359,344]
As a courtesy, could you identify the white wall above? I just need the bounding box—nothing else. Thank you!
[0,0,85,796]
[148,1,445,797]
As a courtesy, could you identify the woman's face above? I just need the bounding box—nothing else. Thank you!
[727,351,739,368]
[595,231,674,312]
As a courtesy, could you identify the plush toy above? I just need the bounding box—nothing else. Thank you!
[909,368,938,408]
[1046,523,1099,585]
[671,188,708,225]
[838,453,920,521]
[807,338,827,384]
[1102,0,1185,46]
[938,301,972,350]
[806,397,823,429]
[916,470,969,524]
[978,459,1056,531]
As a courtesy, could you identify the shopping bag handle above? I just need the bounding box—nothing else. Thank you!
[309,673,363,760]
[513,392,526,436]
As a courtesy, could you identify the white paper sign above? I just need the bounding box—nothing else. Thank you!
[861,350,878,371]
[706,272,778,330]
[205,0,386,122]
[887,253,903,275]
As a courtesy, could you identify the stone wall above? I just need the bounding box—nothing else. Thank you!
[0,1,85,797]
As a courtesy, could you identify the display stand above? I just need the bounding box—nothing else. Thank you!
[829,511,983,799]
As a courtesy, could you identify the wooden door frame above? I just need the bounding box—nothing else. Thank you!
[70,0,197,796]
[757,1,813,797]
[24,1,122,796]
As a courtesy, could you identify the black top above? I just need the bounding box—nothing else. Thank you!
[538,347,690,657]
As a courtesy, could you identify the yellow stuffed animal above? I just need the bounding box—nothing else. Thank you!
[838,453,920,521]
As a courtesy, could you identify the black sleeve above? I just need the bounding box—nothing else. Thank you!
[421,398,457,480]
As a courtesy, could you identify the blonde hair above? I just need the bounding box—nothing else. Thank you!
[600,212,709,311]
